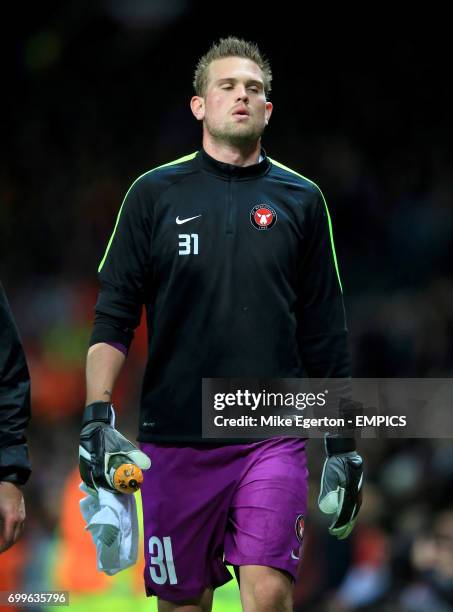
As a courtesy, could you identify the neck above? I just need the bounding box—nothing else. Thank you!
[202,133,261,167]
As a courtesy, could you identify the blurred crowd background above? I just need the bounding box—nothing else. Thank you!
[1,2,452,611]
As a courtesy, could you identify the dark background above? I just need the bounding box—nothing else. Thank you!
[1,3,453,610]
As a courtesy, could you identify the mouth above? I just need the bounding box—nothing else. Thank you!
[232,107,250,118]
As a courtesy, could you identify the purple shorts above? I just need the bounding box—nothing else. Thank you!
[140,437,308,602]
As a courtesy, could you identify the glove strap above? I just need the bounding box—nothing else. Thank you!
[325,434,356,455]
[82,401,114,426]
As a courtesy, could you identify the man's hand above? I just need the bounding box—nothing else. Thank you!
[0,481,25,553]
[79,401,151,492]
[318,436,363,539]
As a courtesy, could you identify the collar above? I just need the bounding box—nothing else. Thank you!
[196,147,271,180]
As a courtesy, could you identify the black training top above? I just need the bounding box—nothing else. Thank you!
[0,283,32,484]
[90,148,351,443]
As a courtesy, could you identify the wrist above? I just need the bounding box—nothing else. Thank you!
[0,472,27,486]
[82,401,115,427]
[0,480,22,489]
[324,434,356,456]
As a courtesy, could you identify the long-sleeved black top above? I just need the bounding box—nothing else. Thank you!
[90,148,351,442]
[0,283,31,484]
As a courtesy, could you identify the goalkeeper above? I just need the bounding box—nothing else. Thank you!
[80,36,363,611]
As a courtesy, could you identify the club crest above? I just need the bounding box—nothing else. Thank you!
[250,204,277,230]
[295,514,305,543]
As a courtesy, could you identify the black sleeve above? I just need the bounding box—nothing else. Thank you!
[297,187,351,382]
[0,283,32,485]
[89,178,152,348]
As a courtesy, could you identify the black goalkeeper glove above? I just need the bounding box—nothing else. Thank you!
[79,401,151,492]
[318,435,363,539]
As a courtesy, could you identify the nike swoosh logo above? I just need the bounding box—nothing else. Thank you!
[291,550,300,561]
[176,215,202,225]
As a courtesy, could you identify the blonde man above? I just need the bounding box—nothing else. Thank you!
[80,37,363,611]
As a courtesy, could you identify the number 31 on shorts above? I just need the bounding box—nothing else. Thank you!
[148,536,178,585]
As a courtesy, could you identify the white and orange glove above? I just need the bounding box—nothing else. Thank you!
[79,401,151,493]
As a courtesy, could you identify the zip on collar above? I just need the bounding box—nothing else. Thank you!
[196,147,271,180]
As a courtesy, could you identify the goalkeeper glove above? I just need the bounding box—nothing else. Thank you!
[79,401,151,492]
[318,435,363,539]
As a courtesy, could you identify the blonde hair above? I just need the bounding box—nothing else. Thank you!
[193,36,272,97]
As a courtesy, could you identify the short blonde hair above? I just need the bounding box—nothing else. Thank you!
[193,36,272,97]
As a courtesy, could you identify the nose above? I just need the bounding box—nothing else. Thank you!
[235,86,249,102]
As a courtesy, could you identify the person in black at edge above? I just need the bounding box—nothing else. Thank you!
[0,283,31,553]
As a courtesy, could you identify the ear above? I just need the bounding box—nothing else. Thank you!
[190,96,205,121]
[264,100,273,126]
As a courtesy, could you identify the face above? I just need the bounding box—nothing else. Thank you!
[191,56,273,147]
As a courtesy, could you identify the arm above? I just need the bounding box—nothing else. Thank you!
[0,283,31,553]
[80,177,152,492]
[86,342,126,405]
[81,341,150,492]
[297,187,351,401]
[298,187,363,539]
[87,175,152,406]
[0,482,25,553]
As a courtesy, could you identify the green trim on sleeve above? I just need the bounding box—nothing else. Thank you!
[98,152,197,273]
[268,157,343,293]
